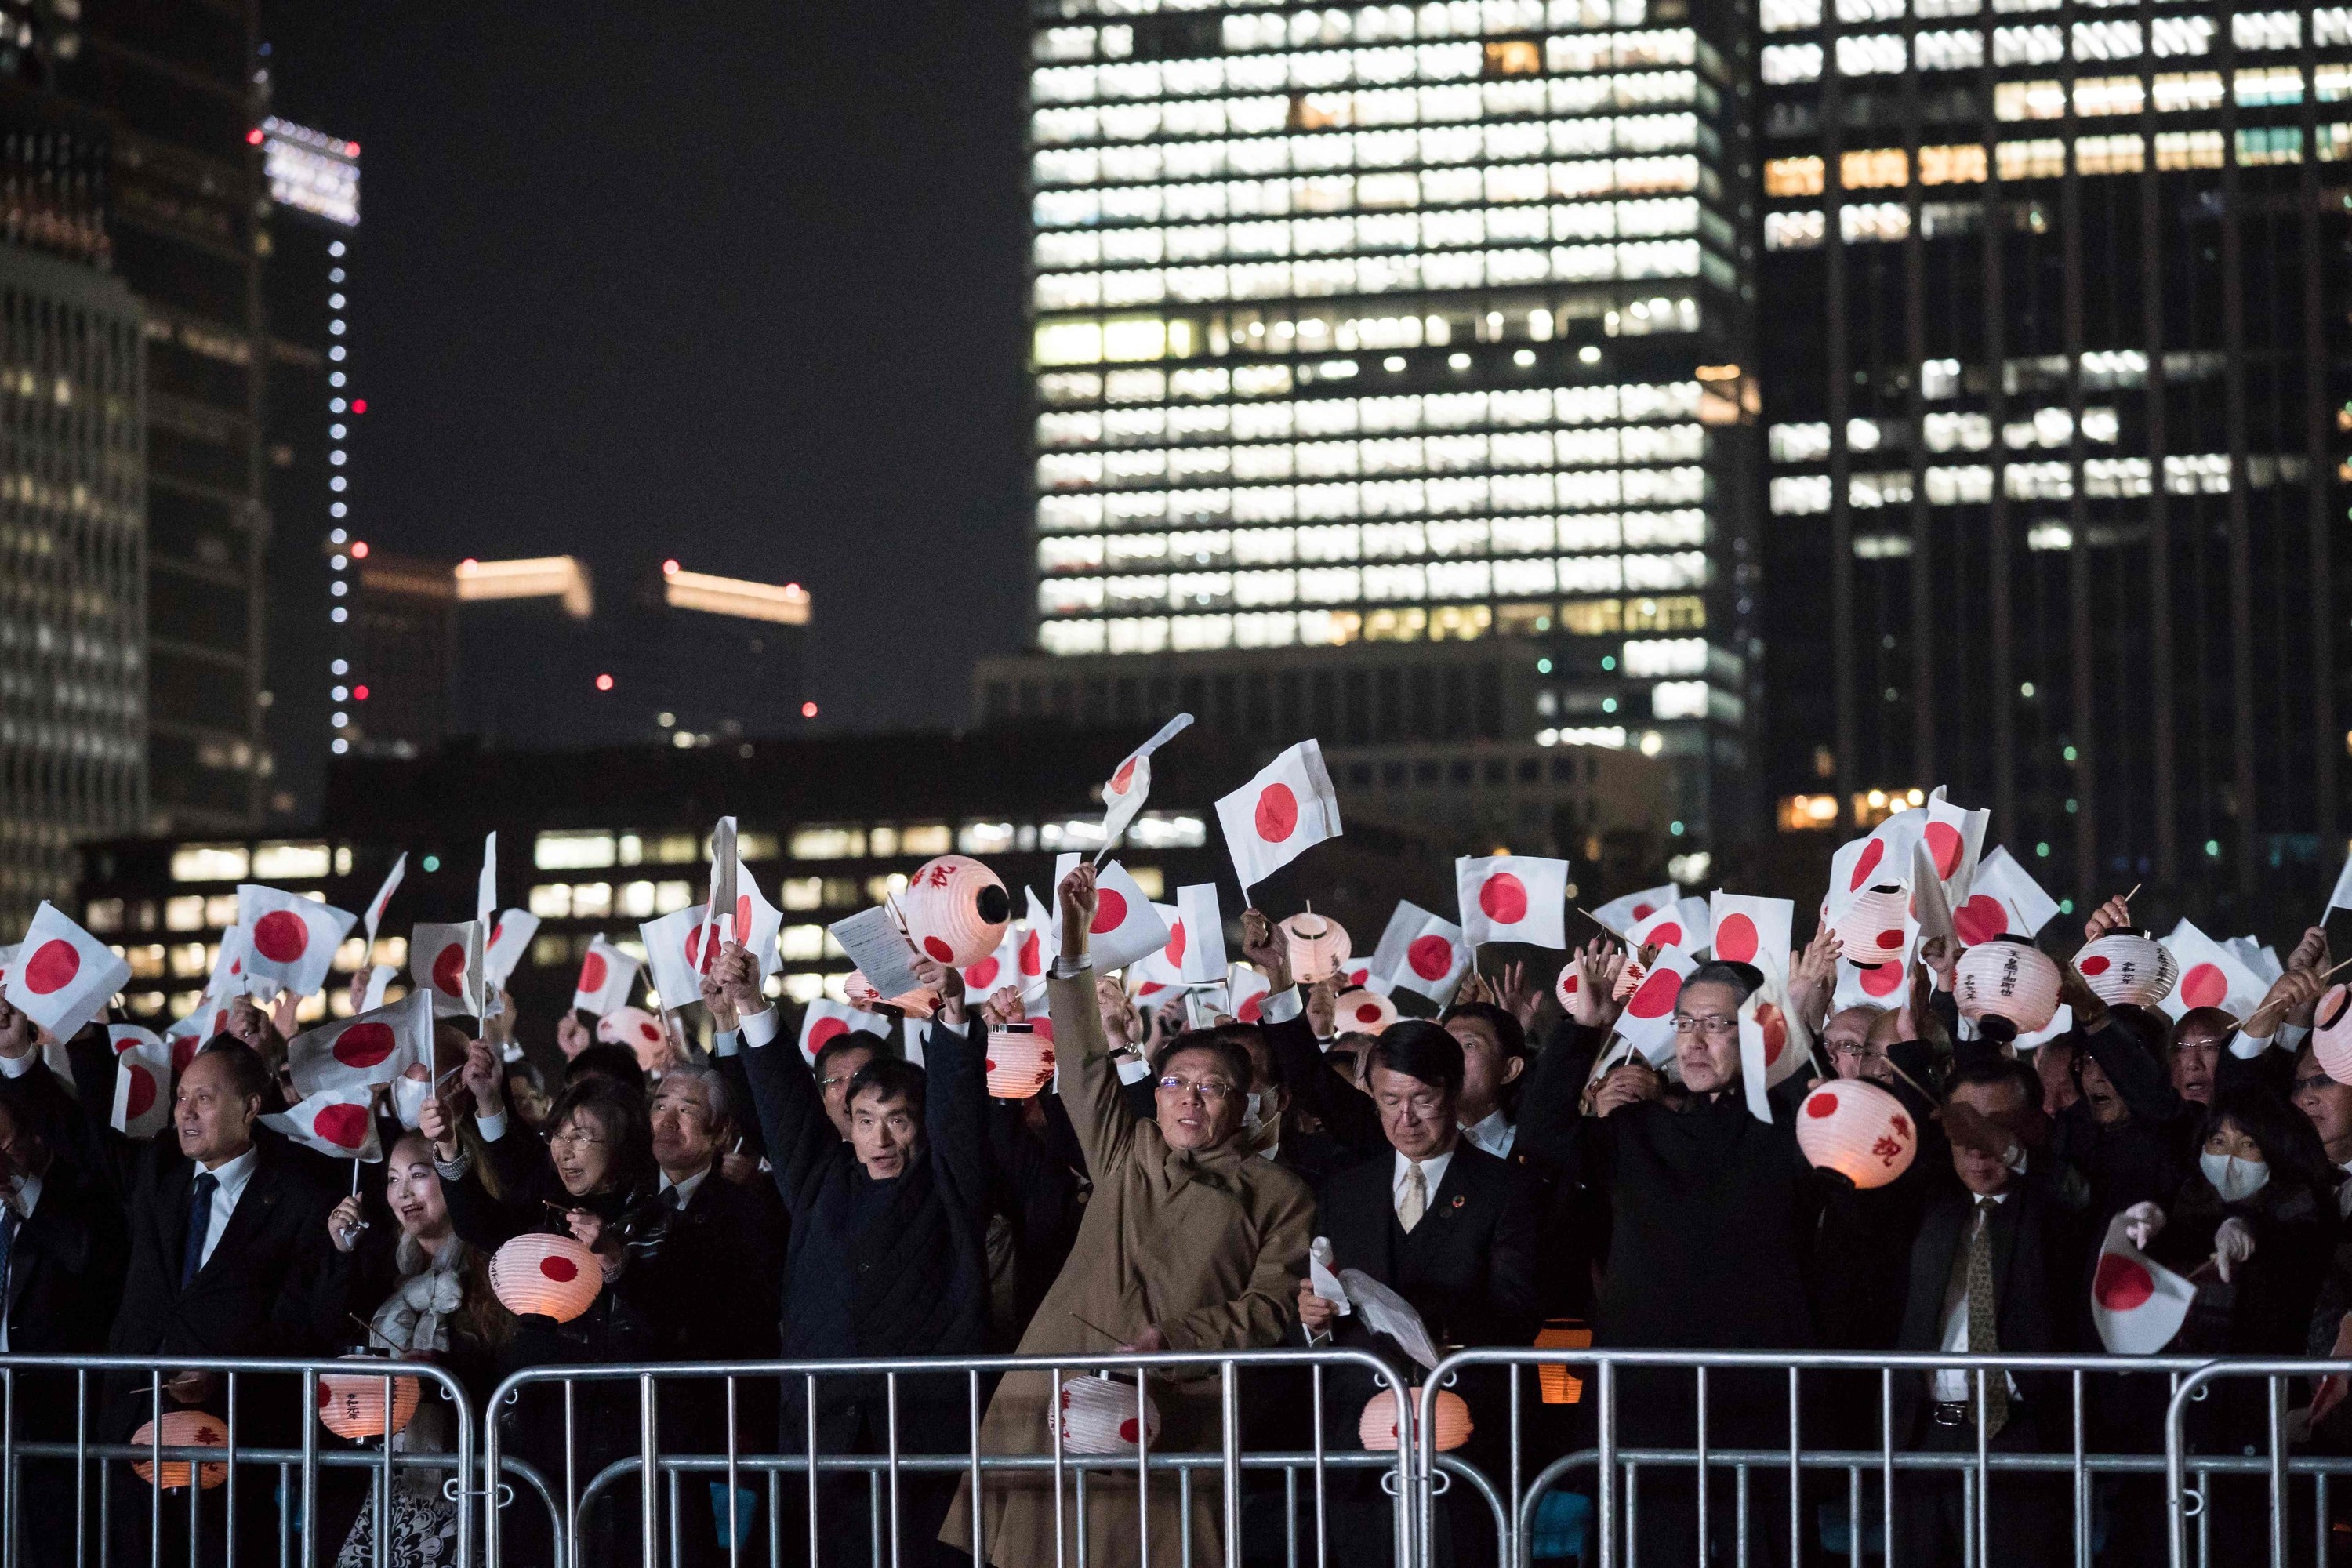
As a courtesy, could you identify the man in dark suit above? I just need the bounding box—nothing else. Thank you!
[1893,1058,2082,1568]
[1297,1021,1542,1566]
[105,1040,337,1565]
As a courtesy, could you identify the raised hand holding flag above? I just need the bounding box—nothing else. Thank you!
[1099,713,1195,858]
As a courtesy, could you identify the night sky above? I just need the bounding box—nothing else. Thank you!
[262,2,1034,733]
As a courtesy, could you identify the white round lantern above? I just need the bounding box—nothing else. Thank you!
[899,855,1012,968]
[132,1412,228,1490]
[1281,913,1352,984]
[1333,989,1398,1035]
[1054,1374,1162,1454]
[1554,962,1583,1015]
[488,1233,603,1323]
[1952,936,2062,1038]
[1610,957,1647,1004]
[1795,1080,1918,1190]
[597,1006,671,1072]
[1835,885,1911,969]
[318,1360,423,1440]
[2313,984,2352,1087]
[984,1025,1056,1100]
[844,971,936,1018]
[1358,1388,1473,1452]
[2074,931,2177,1007]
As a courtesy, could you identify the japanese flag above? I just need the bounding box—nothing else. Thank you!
[1227,963,1273,1024]
[1828,811,1929,927]
[2224,938,2283,989]
[287,988,430,1098]
[203,926,259,1004]
[0,944,14,991]
[476,831,498,930]
[1737,989,1808,1122]
[2161,919,2268,1021]
[3,902,130,1041]
[361,964,396,1011]
[1018,889,1055,997]
[482,910,542,990]
[1626,897,1711,957]
[797,997,888,1065]
[234,886,358,1000]
[1457,855,1570,949]
[109,1025,172,1138]
[1954,848,2058,947]
[263,1083,381,1163]
[1215,739,1343,895]
[641,904,739,1012]
[1174,884,1228,985]
[1086,862,1172,973]
[1368,902,1470,1004]
[573,935,641,1016]
[958,926,1022,1004]
[2328,843,2352,916]
[1921,788,1989,901]
[1100,713,1194,854]
[711,865,784,980]
[1833,938,1916,1012]
[1590,884,1679,938]
[2089,1213,2194,1354]
[1128,909,1185,1004]
[1613,945,1698,1066]
[361,853,406,945]
[409,921,484,1019]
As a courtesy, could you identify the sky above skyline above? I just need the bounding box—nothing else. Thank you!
[264,2,1033,733]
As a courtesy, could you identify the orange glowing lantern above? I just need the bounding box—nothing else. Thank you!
[1795,1080,1918,1190]
[131,1412,228,1490]
[1054,1374,1163,1454]
[1534,1319,1593,1405]
[844,970,937,1019]
[1358,1387,1473,1452]
[900,855,1013,968]
[984,1025,1056,1100]
[488,1232,602,1323]
[1281,912,1352,984]
[317,1360,423,1440]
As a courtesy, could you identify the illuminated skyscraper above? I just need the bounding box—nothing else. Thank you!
[1755,0,2350,910]
[1015,0,1764,842]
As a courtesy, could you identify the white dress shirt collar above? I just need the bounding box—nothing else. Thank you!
[1392,1146,1455,1216]
[1460,1107,1515,1158]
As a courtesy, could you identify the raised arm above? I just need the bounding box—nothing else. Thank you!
[1241,908,1384,1153]
[712,942,841,1216]
[1047,862,1145,1178]
[913,957,991,1209]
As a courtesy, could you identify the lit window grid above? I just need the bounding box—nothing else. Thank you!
[1766,452,2275,514]
[1755,4,2339,46]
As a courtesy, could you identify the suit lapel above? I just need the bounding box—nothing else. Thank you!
[189,1153,278,1292]
[1987,1187,2024,1314]
[158,1158,196,1298]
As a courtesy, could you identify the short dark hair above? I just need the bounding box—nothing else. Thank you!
[194,1038,274,1105]
[1947,1058,2039,1110]
[2172,1008,2237,1051]
[543,1077,654,1194]
[563,1043,644,1091]
[1364,1019,1465,1098]
[813,1032,883,1084]
[1684,961,1760,1004]
[845,1056,926,1118]
[1152,1030,1253,1094]
[1207,1022,1272,1085]
[1438,1001,1526,1063]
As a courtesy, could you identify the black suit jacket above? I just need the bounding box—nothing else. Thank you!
[3,1158,126,1356]
[103,1134,337,1435]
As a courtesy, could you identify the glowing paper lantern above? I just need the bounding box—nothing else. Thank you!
[984,1025,1055,1100]
[318,1362,423,1440]
[1333,989,1398,1035]
[1281,913,1352,984]
[1951,936,2062,1038]
[1358,1388,1473,1453]
[488,1233,602,1323]
[1054,1374,1162,1454]
[597,1006,670,1071]
[2314,985,2352,1087]
[2075,931,2176,1007]
[843,971,936,1019]
[1610,958,1646,1003]
[1835,885,1911,970]
[899,855,1012,968]
[1554,963,1582,1015]
[1534,1319,1592,1405]
[131,1412,227,1490]
[1795,1080,1917,1189]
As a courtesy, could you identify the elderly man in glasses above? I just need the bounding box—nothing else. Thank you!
[1578,960,1827,1567]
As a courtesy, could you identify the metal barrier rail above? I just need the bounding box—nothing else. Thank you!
[0,1352,473,1568]
[2162,1358,2352,1568]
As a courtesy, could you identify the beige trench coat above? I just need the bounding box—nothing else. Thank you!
[941,967,1315,1567]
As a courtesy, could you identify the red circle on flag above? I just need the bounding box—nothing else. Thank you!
[1859,963,1904,997]
[539,1255,580,1283]
[1355,1002,1384,1024]
[1166,922,1187,968]
[125,1064,156,1120]
[1111,757,1138,793]
[252,910,310,964]
[489,919,506,949]
[1647,922,1684,949]
[1029,1016,1055,1044]
[1236,993,1262,1022]
[1953,896,2007,946]
[923,936,955,963]
[1254,783,1299,842]
[1091,890,1128,935]
[314,1104,370,1149]
[1715,913,1759,964]
[1760,1008,1788,1065]
[22,939,78,995]
[2180,964,2227,1009]
[1408,934,1455,981]
[735,895,753,942]
[1925,822,1963,880]
[1632,902,1658,921]
[1849,839,1885,891]
[430,943,466,996]
[1479,873,1528,924]
[684,924,711,970]
[2078,955,2112,977]
[808,1017,848,1051]
[1626,967,1679,1019]
[965,957,1000,990]
[1806,1090,1839,1119]
[579,952,608,992]
[332,1022,397,1069]
[2093,1253,2155,1312]
[1018,931,1042,975]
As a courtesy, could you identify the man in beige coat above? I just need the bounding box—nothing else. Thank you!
[942,862,1316,1567]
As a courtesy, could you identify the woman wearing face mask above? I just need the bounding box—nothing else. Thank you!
[310,1133,509,1568]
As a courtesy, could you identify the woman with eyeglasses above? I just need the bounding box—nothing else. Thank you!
[944,863,1316,1568]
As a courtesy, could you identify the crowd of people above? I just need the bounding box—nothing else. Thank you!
[0,861,2349,1568]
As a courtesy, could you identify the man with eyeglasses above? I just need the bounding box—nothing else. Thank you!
[2290,1040,2352,1218]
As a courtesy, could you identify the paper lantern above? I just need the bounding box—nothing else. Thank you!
[984,1025,1055,1100]
[596,1005,673,1072]
[1951,936,2062,1038]
[1053,1374,1162,1454]
[1553,963,1582,1015]
[1333,988,1398,1035]
[1795,1080,1917,1190]
[843,971,936,1019]
[1281,913,1352,984]
[488,1233,602,1323]
[1610,957,1646,1003]
[2075,931,2177,1007]
[1358,1388,1472,1453]
[900,855,1012,968]
[1835,885,1910,970]
[1534,1319,1592,1405]
[2314,985,2352,1087]
[131,1412,227,1490]
[318,1361,422,1440]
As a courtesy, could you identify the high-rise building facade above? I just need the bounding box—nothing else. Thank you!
[0,242,147,935]
[1755,0,2350,912]
[1020,0,1765,841]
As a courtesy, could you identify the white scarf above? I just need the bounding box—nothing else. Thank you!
[370,1233,466,1356]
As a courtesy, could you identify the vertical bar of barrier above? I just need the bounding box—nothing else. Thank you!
[98,1439,111,1568]
[1220,1361,1240,1568]
[1846,1465,1862,1568]
[299,1368,318,1568]
[967,1370,985,1568]
[868,1472,883,1568]
[669,1468,683,1568]
[452,1376,474,1568]
[641,1374,659,1568]
[1047,1370,1065,1568]
[768,1469,781,1568]
[2268,1375,2287,1568]
[1733,1461,1748,1568]
[1507,1367,1522,1568]
[1960,1471,1974,1568]
[222,1371,237,1568]
[1136,1370,1152,1568]
[1178,1468,1192,1568]
[1696,1364,1710,1568]
[3,1364,15,1568]
[1596,1361,1616,1568]
[1973,1367,1990,1568]
[887,1373,903,1568]
[2072,1369,2089,1568]
[1308,1363,1327,1568]
[564,1378,579,1568]
[74,1368,88,1568]
[804,1373,820,1568]
[724,1376,739,1568]
[1283,1463,1298,1568]
[1879,1369,1896,1568]
[1788,1367,1802,1568]
[276,1462,290,1568]
[377,1374,393,1568]
[2198,1462,2211,1566]
[146,1370,161,1568]
[2316,1472,2329,1567]
[1077,1460,1091,1568]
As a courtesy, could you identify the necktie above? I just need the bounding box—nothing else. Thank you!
[1966,1196,2009,1439]
[182,1172,218,1290]
[1399,1163,1427,1232]
[0,1203,20,1321]
[659,1185,684,1213]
